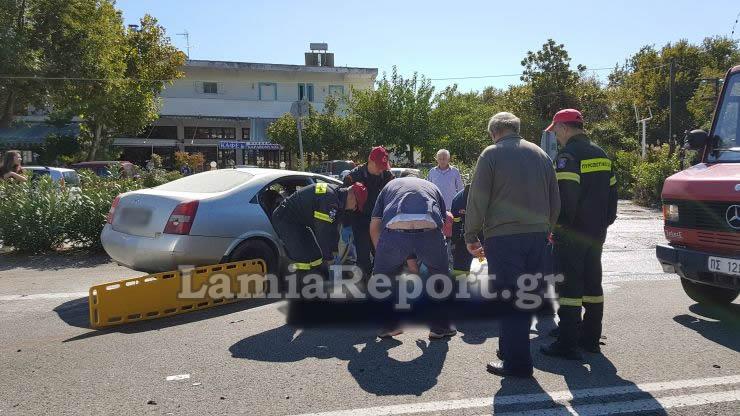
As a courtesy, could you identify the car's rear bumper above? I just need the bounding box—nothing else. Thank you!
[656,243,740,289]
[101,224,233,273]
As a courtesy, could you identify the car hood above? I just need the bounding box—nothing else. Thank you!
[662,163,740,202]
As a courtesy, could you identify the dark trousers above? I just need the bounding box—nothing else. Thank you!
[451,235,473,275]
[373,228,452,331]
[352,216,374,276]
[484,232,548,372]
[272,214,323,270]
[555,234,605,349]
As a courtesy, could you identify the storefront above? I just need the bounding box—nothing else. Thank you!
[113,138,178,169]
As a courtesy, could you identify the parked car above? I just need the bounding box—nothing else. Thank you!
[390,167,421,178]
[101,168,342,275]
[24,166,81,190]
[71,161,137,178]
[311,160,356,179]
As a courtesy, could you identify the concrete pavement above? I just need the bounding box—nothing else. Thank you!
[0,202,738,415]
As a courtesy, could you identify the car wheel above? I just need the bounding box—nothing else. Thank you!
[229,239,278,276]
[680,275,739,305]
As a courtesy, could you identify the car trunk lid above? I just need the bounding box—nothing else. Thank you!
[111,189,208,238]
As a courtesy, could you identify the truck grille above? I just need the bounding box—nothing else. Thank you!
[696,231,740,250]
[667,200,740,233]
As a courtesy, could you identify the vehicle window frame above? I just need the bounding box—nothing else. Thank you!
[709,72,740,162]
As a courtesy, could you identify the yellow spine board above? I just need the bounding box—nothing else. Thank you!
[89,259,266,329]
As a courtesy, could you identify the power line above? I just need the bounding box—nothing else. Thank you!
[428,66,619,81]
[0,62,672,84]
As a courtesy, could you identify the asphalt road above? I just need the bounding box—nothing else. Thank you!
[0,202,738,415]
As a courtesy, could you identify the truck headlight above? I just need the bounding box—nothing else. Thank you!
[663,204,679,222]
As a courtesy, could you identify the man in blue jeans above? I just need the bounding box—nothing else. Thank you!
[465,112,560,377]
[369,176,457,340]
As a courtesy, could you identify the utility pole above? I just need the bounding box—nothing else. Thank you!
[635,104,653,159]
[669,59,676,149]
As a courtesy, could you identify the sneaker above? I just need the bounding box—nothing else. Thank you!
[377,328,403,338]
[429,328,457,339]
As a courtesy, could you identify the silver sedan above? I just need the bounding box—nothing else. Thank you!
[101,168,342,274]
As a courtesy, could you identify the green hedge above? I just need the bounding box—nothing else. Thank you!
[0,169,180,253]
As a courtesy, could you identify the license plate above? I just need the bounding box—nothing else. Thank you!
[708,256,740,276]
[119,207,151,226]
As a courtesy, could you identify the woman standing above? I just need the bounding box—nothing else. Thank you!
[0,150,28,182]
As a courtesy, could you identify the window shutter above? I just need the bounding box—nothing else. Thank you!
[194,81,203,94]
[217,82,225,95]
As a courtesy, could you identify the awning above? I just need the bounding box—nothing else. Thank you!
[0,122,80,147]
[113,138,178,147]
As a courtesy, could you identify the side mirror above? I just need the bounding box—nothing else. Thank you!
[684,129,709,151]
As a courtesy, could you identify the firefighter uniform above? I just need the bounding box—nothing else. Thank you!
[552,133,618,352]
[450,185,473,277]
[272,183,346,272]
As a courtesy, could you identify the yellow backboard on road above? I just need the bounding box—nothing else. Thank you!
[89,259,266,328]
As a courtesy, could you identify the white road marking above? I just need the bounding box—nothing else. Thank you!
[492,389,740,416]
[289,375,740,416]
[165,374,190,381]
[0,292,88,301]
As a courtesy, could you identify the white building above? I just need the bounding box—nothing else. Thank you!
[116,45,377,169]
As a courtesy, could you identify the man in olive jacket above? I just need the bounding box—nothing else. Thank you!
[465,112,560,377]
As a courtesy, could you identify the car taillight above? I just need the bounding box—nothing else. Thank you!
[164,200,199,235]
[106,195,121,224]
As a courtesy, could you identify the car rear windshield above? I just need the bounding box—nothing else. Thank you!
[154,170,254,193]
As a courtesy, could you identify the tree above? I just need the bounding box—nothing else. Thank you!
[351,67,434,164]
[430,85,492,163]
[51,9,185,160]
[267,96,359,165]
[521,39,586,128]
[0,0,47,127]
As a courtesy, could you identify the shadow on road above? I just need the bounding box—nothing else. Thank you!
[229,325,450,396]
[673,302,740,352]
[54,296,279,342]
[0,251,112,272]
[525,317,667,416]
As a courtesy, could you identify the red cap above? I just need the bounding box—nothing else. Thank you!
[350,182,368,212]
[545,109,583,131]
[368,146,391,171]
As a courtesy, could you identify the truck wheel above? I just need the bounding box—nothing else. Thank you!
[680,276,739,305]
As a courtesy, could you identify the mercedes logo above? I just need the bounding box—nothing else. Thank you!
[726,205,740,230]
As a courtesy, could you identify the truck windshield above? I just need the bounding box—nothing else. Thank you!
[708,72,740,162]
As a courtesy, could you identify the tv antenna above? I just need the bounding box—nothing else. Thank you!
[177,30,191,58]
[635,104,653,159]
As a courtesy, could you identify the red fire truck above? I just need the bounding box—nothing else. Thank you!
[656,65,740,305]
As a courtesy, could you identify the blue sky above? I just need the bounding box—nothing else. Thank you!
[118,0,740,92]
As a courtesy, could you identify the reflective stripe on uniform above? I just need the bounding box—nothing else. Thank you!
[453,217,462,223]
[583,295,604,303]
[580,158,612,173]
[452,269,469,277]
[293,258,323,270]
[314,211,334,223]
[315,183,328,194]
[556,172,581,183]
[610,176,617,186]
[558,297,583,307]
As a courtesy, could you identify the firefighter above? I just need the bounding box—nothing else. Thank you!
[450,185,473,277]
[272,182,368,277]
[541,109,618,360]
